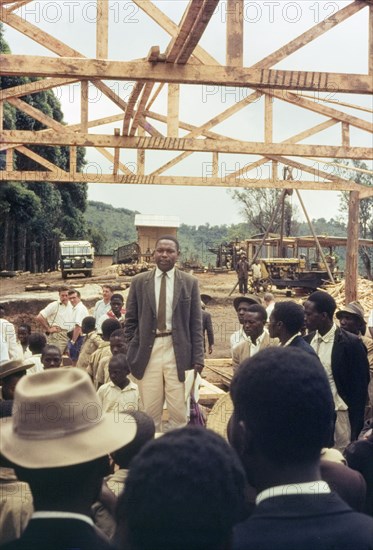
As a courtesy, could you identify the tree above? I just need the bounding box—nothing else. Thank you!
[338,160,373,280]
[230,188,299,236]
[0,23,88,272]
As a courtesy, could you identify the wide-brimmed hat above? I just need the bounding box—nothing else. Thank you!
[0,359,34,380]
[0,368,137,468]
[336,302,365,323]
[233,295,261,311]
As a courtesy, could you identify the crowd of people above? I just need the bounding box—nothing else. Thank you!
[0,235,372,549]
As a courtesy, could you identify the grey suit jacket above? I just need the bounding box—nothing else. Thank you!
[124,268,204,382]
[232,331,278,372]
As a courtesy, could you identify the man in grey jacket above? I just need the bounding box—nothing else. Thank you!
[124,236,204,431]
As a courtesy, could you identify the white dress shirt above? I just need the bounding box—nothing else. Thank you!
[310,324,347,411]
[256,481,331,505]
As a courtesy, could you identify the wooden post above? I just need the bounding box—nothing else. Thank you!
[265,94,273,143]
[113,128,120,175]
[167,84,179,137]
[212,152,218,177]
[345,191,359,302]
[81,81,88,133]
[96,0,108,59]
[137,126,145,175]
[226,0,243,66]
[368,4,373,74]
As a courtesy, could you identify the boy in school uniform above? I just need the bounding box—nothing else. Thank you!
[97,354,139,415]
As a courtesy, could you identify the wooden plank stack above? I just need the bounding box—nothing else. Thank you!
[319,278,373,315]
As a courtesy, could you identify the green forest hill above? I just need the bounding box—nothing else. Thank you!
[85,200,349,268]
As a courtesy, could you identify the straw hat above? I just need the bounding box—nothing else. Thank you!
[206,393,234,441]
[233,295,261,311]
[0,368,137,468]
[0,359,34,380]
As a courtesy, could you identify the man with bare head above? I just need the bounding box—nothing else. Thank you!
[93,285,114,323]
[125,236,204,431]
[35,286,74,354]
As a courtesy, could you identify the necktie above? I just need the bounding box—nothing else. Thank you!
[157,272,167,331]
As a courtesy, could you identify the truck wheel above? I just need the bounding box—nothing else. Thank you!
[62,271,67,280]
[85,271,92,278]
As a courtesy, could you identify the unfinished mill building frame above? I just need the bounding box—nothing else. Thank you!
[0,0,372,299]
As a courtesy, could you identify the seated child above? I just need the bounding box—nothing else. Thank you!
[27,333,47,374]
[41,344,62,370]
[97,354,139,414]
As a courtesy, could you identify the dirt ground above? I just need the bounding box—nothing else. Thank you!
[0,267,303,361]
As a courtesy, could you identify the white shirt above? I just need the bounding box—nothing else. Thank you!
[283,333,301,347]
[252,263,262,279]
[72,301,89,327]
[256,481,331,505]
[32,511,94,527]
[266,302,275,318]
[155,267,175,331]
[93,299,111,322]
[368,309,373,328]
[230,327,249,350]
[27,354,44,375]
[249,329,269,357]
[0,319,23,362]
[310,324,347,411]
[39,300,74,332]
[97,380,140,414]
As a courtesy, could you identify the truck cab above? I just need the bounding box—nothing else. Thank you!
[59,240,94,279]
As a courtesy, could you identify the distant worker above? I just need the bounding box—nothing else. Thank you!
[93,285,114,323]
[236,253,249,295]
[202,302,214,355]
[251,260,262,294]
[263,292,275,318]
[35,286,74,354]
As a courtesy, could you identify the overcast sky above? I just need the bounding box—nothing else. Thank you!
[4,0,372,226]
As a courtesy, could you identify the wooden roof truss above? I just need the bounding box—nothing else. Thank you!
[0,0,372,200]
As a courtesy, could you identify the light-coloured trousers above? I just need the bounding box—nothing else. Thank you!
[134,335,187,432]
[334,410,351,453]
[47,330,68,355]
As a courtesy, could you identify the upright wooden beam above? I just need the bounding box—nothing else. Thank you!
[167,84,179,137]
[370,5,373,75]
[342,122,350,146]
[70,146,76,174]
[345,191,360,302]
[113,128,120,176]
[137,126,145,176]
[226,0,244,67]
[96,0,108,59]
[5,148,13,171]
[81,81,88,133]
[265,95,273,143]
[212,152,219,177]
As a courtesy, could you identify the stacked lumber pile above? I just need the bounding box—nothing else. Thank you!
[107,263,150,277]
[319,278,373,314]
